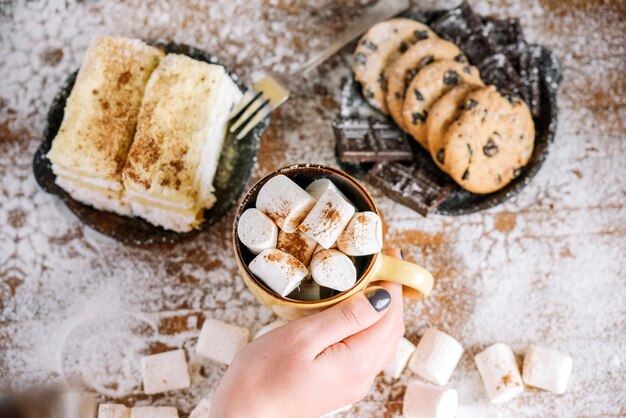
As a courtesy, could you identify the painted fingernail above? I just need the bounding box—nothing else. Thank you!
[366,287,391,312]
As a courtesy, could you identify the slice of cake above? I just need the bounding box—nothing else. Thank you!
[47,36,163,215]
[122,54,242,232]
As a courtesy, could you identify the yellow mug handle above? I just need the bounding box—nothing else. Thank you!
[368,254,434,298]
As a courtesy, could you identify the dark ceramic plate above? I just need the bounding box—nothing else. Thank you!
[33,41,268,245]
[338,8,563,216]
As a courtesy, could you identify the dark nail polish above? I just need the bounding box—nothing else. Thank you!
[366,287,391,312]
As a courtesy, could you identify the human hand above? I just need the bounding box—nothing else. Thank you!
[210,253,405,418]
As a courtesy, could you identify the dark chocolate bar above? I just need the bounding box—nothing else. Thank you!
[430,1,498,64]
[334,119,414,163]
[483,17,525,52]
[366,161,454,216]
[477,53,524,95]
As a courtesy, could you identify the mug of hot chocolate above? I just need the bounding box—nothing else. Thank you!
[233,164,433,320]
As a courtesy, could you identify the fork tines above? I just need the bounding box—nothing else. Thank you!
[229,74,290,139]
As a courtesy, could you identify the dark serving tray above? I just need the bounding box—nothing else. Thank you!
[338,7,563,216]
[33,41,268,245]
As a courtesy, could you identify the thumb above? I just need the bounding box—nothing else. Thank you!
[297,286,392,357]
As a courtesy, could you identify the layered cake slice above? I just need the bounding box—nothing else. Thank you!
[122,54,242,232]
[47,36,163,215]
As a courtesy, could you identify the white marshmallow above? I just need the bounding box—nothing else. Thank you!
[98,404,130,418]
[383,337,416,379]
[474,343,524,404]
[130,407,179,418]
[237,208,278,254]
[522,345,572,394]
[141,349,191,395]
[253,318,288,339]
[189,398,212,418]
[249,249,308,296]
[455,406,502,418]
[409,328,464,385]
[337,211,383,256]
[56,392,97,418]
[320,404,353,417]
[403,381,458,418]
[277,229,318,265]
[196,318,250,365]
[287,278,323,301]
[299,189,355,249]
[256,174,316,233]
[310,249,357,292]
[306,178,350,202]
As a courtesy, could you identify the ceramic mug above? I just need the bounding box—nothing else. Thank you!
[233,164,434,320]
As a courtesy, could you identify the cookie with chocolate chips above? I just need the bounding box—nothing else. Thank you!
[385,38,463,131]
[402,60,483,149]
[352,18,436,114]
[426,83,482,171]
[443,86,535,194]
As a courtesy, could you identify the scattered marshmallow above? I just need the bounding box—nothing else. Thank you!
[130,407,178,418]
[98,404,130,418]
[403,380,458,418]
[277,229,318,265]
[299,189,355,249]
[320,404,353,417]
[249,249,308,296]
[337,211,383,256]
[522,345,572,394]
[455,406,502,418]
[237,208,278,254]
[287,278,322,301]
[57,392,97,418]
[256,174,316,233]
[188,398,212,418]
[409,328,464,385]
[383,337,416,379]
[474,343,524,404]
[141,349,191,395]
[196,318,250,365]
[253,318,288,339]
[306,178,350,202]
[310,249,357,292]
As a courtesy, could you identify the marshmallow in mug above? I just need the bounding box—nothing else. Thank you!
[474,343,524,404]
[310,249,357,292]
[249,249,308,296]
[306,178,351,202]
[403,380,458,418]
[237,208,278,254]
[337,211,383,256]
[256,174,316,233]
[276,229,318,265]
[299,189,355,249]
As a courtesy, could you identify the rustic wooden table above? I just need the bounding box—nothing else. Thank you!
[0,0,624,416]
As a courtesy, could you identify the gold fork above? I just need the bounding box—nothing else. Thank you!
[229,0,410,140]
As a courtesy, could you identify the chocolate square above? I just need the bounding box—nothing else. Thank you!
[366,161,454,216]
[334,119,413,163]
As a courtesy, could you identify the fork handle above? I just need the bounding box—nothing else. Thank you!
[292,0,410,77]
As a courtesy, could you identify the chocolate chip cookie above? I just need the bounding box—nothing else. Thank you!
[427,83,482,171]
[402,60,483,149]
[443,86,535,194]
[353,18,436,114]
[385,38,463,131]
